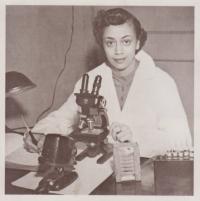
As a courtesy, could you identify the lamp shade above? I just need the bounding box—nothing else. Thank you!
[6,71,36,96]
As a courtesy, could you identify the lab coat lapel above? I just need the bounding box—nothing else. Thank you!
[121,51,157,122]
[101,65,122,122]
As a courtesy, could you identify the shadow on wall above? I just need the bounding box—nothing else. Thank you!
[6,97,27,120]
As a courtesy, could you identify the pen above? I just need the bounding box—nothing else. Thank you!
[21,115,38,145]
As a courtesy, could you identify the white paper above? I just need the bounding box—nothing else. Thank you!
[5,134,39,170]
[5,133,24,156]
[12,155,113,194]
[6,146,39,170]
[6,134,113,194]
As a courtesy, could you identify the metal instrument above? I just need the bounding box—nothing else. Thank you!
[71,74,112,164]
[36,134,78,193]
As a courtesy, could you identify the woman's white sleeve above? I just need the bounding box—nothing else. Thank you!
[136,76,192,157]
[155,77,192,151]
[31,85,80,135]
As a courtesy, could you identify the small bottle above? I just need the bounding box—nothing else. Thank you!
[177,150,184,160]
[166,150,172,160]
[172,150,178,160]
[189,148,194,160]
[183,150,189,160]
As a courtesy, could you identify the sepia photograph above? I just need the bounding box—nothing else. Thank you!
[3,1,199,198]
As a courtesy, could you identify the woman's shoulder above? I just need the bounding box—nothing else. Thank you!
[153,66,178,91]
[154,66,175,83]
[138,50,176,86]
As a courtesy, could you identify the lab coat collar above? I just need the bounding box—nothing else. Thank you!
[135,50,157,80]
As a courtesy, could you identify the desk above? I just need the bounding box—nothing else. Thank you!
[5,158,155,195]
[6,157,194,195]
[5,134,155,195]
[5,133,193,195]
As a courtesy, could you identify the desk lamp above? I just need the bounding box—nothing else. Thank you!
[6,71,36,133]
[6,71,36,97]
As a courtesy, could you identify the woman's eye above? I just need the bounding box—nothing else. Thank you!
[122,39,131,46]
[105,41,115,47]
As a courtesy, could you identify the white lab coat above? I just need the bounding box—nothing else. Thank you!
[32,50,192,157]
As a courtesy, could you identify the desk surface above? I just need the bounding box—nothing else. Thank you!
[5,158,155,195]
[5,170,154,195]
[5,159,155,195]
[5,134,155,195]
[5,134,193,195]
[5,157,193,195]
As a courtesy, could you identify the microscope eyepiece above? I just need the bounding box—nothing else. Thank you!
[91,75,102,96]
[80,74,89,94]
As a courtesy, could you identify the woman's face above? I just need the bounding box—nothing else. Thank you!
[102,21,139,72]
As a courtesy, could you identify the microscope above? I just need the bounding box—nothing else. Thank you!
[35,74,112,193]
[71,73,112,164]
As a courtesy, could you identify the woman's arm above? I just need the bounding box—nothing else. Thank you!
[31,93,79,135]
[31,81,81,135]
[133,72,192,158]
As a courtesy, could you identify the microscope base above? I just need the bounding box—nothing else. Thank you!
[71,128,109,144]
[76,143,113,164]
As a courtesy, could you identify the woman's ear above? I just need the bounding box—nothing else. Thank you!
[136,40,140,51]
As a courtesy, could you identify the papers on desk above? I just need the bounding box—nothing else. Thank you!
[5,133,39,171]
[5,134,39,171]
[12,155,113,194]
[6,133,25,156]
[6,147,39,171]
[6,134,113,194]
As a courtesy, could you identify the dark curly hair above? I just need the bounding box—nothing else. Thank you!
[93,8,147,54]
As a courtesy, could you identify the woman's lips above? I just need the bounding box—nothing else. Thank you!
[113,58,126,64]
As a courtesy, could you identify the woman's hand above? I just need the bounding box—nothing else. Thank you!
[110,122,133,142]
[23,131,45,153]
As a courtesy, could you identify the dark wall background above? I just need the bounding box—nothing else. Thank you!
[6,6,194,139]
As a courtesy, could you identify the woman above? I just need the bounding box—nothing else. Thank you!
[24,8,192,157]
